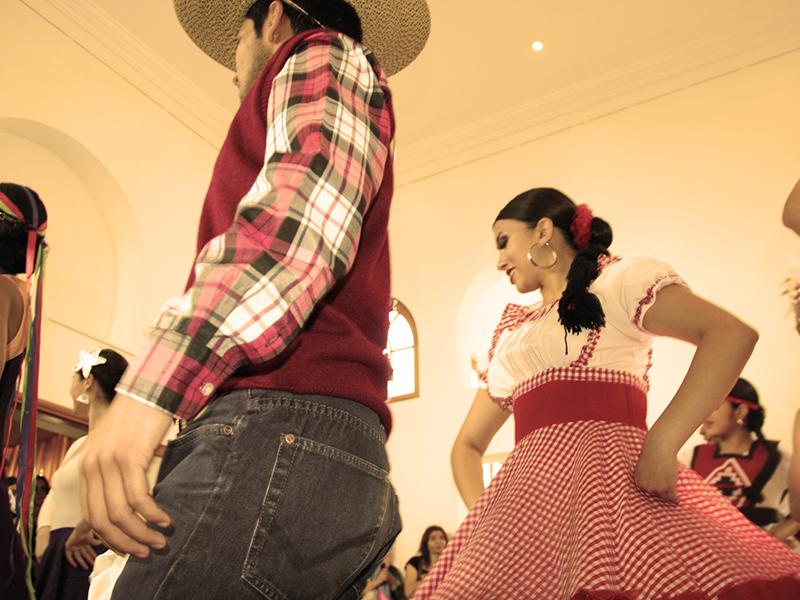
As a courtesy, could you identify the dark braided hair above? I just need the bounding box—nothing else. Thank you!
[0,183,47,275]
[727,378,780,507]
[495,188,613,336]
[728,378,766,441]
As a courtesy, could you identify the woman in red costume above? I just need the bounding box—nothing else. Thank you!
[416,187,800,599]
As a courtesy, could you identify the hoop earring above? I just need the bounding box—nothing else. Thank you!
[528,242,558,269]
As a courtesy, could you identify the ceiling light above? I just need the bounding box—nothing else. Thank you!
[531,41,544,52]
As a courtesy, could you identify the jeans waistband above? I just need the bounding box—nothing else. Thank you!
[247,388,383,429]
[197,389,385,439]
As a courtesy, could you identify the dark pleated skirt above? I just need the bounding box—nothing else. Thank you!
[35,527,106,600]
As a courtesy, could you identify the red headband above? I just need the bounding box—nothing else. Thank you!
[570,204,593,250]
[726,395,760,411]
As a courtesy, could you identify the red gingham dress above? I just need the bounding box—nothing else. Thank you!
[415,257,800,599]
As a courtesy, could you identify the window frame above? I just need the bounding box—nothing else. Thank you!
[386,298,420,402]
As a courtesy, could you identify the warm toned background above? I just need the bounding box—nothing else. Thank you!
[2,0,800,566]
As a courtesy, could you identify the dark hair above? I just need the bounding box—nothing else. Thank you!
[728,378,765,440]
[246,0,363,42]
[726,377,781,507]
[0,214,30,274]
[35,475,50,494]
[0,183,47,275]
[417,525,448,569]
[77,349,129,402]
[495,188,613,336]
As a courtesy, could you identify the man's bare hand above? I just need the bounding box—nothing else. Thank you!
[79,394,173,558]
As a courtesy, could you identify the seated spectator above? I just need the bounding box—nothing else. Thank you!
[404,526,448,598]
[362,545,405,599]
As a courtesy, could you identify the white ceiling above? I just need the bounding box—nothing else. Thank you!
[86,0,800,149]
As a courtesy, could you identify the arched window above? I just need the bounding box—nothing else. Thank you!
[386,299,419,401]
[482,452,509,486]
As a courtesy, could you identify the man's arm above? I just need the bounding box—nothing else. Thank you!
[80,35,393,557]
[117,35,392,421]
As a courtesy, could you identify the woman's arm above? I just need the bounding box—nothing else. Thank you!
[35,525,50,561]
[0,276,25,379]
[790,409,800,522]
[783,178,800,235]
[0,283,10,379]
[35,492,53,560]
[635,285,758,501]
[404,564,419,598]
[769,518,800,542]
[451,389,511,510]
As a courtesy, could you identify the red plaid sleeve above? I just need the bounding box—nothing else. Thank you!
[115,34,393,419]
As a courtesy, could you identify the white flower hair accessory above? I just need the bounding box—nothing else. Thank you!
[74,349,107,378]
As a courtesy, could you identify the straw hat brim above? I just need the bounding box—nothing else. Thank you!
[174,0,430,77]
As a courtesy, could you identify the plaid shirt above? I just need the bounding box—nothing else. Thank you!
[116,34,393,419]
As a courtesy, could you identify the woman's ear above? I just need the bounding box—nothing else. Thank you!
[734,404,750,424]
[535,217,555,243]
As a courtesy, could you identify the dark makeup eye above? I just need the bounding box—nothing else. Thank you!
[496,234,508,250]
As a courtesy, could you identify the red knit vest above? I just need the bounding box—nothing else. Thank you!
[190,30,394,431]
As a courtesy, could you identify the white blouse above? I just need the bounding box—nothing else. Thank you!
[480,256,687,410]
[38,436,86,531]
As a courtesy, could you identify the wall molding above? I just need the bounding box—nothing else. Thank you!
[16,1,800,183]
[20,0,231,147]
[394,13,800,187]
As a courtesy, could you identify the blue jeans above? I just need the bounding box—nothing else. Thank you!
[111,390,401,600]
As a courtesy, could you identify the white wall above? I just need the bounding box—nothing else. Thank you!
[386,49,800,564]
[0,1,220,407]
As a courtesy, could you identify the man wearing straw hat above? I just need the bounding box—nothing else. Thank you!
[80,1,429,598]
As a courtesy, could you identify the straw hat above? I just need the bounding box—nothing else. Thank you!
[174,0,430,76]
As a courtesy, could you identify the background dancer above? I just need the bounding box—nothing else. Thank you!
[689,377,799,545]
[0,182,47,600]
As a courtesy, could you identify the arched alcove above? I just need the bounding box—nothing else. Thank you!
[0,119,143,406]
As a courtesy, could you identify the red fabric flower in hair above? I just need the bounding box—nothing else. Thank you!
[570,203,594,250]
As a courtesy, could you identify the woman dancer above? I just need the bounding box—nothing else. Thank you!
[0,182,47,599]
[690,378,798,544]
[36,349,128,600]
[417,188,800,599]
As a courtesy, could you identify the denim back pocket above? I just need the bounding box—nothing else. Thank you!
[242,433,390,600]
[155,422,236,500]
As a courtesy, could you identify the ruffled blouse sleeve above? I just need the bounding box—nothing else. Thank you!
[596,256,689,340]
